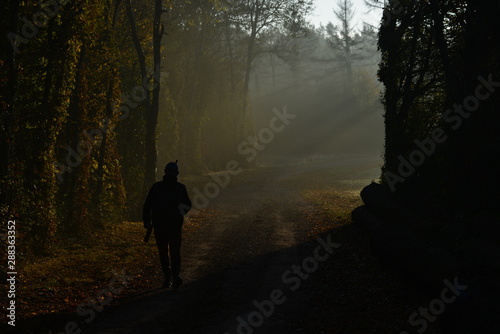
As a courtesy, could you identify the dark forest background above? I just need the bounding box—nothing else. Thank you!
[374,0,500,216]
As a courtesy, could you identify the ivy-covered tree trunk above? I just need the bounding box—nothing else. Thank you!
[144,0,163,188]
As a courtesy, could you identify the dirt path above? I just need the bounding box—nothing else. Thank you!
[84,155,440,334]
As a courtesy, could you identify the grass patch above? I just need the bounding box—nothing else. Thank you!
[302,188,363,222]
[282,158,381,235]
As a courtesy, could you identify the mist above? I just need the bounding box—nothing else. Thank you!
[155,5,384,173]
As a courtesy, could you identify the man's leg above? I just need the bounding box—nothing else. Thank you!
[169,226,183,288]
[154,229,172,286]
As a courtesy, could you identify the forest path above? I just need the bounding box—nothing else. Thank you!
[84,155,440,334]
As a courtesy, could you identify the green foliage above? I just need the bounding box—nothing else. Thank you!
[1,0,130,257]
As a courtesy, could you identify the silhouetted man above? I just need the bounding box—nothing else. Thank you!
[143,162,191,289]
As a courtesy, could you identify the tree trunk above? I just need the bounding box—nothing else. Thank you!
[144,0,163,188]
[241,31,256,138]
[125,0,148,81]
[125,0,158,189]
[1,0,20,194]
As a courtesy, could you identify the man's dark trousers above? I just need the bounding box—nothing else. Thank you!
[154,222,182,281]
